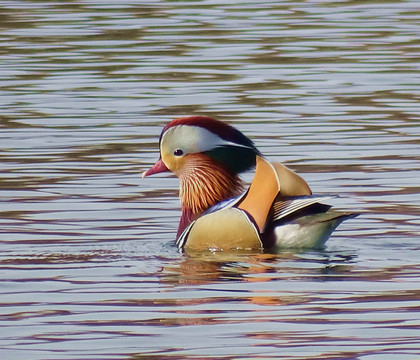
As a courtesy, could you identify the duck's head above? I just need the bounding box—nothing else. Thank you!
[143,115,260,179]
[143,116,261,217]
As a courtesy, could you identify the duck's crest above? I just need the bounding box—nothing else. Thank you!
[160,116,260,153]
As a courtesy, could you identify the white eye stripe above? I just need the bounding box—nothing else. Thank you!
[161,125,251,155]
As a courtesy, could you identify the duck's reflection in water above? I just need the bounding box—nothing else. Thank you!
[161,250,357,288]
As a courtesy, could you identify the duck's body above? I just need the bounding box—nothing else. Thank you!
[143,116,357,252]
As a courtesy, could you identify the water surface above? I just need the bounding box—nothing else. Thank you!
[1,1,419,359]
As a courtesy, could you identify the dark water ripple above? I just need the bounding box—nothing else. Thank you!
[1,1,420,359]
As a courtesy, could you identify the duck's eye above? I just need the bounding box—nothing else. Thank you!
[173,149,184,156]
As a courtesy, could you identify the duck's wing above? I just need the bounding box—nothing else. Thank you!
[237,156,281,231]
[270,195,334,224]
[263,195,359,249]
[271,162,312,196]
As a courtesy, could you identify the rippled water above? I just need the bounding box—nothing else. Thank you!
[1,1,419,359]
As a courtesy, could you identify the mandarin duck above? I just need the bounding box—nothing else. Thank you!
[142,116,358,252]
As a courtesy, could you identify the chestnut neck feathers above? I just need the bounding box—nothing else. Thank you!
[179,153,244,215]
